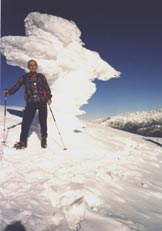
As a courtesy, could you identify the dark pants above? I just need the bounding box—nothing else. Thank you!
[20,102,47,142]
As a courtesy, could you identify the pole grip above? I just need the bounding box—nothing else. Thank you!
[4,91,7,117]
[4,88,9,98]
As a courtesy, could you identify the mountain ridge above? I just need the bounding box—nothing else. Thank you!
[92,108,162,137]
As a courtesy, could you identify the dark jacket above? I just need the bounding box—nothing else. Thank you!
[8,72,52,103]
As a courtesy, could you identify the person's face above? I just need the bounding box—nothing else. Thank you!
[28,61,38,73]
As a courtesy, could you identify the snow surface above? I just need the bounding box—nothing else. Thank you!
[0,106,162,231]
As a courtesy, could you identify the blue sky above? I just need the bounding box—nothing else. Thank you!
[1,0,162,118]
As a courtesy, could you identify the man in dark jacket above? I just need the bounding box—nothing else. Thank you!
[4,60,52,149]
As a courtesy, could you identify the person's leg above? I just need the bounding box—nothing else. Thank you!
[38,102,47,148]
[38,102,47,138]
[20,103,37,142]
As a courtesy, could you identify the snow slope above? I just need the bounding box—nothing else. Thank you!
[93,109,162,137]
[0,106,162,231]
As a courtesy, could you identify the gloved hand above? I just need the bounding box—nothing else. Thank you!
[47,99,52,105]
[4,89,9,97]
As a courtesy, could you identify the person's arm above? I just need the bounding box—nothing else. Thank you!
[7,76,24,96]
[42,75,52,104]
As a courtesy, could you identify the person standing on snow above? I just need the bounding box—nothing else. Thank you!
[4,60,52,149]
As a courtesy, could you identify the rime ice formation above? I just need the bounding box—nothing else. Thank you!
[0,12,120,129]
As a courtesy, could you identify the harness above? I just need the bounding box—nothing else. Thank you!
[30,93,43,98]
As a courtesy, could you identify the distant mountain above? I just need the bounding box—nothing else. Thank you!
[93,109,162,137]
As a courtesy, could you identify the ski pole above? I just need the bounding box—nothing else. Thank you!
[2,89,8,144]
[49,106,67,151]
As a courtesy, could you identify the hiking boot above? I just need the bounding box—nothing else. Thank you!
[41,137,47,148]
[14,141,27,149]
